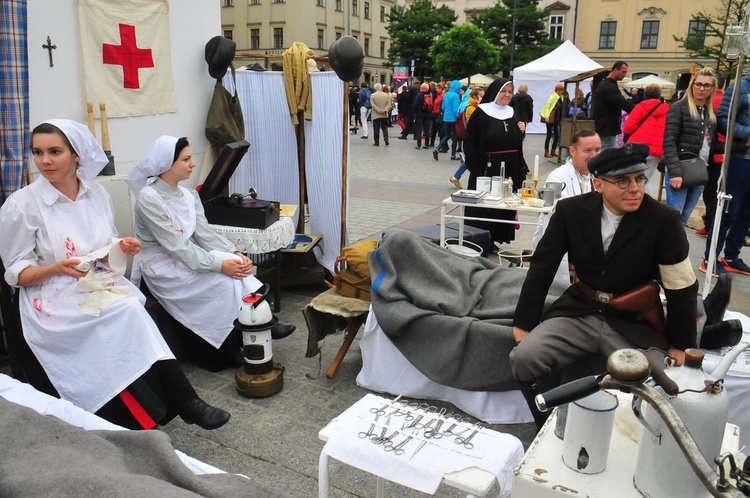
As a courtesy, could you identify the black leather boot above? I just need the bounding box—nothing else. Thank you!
[518,375,558,430]
[179,397,231,430]
[271,323,296,340]
[704,274,732,326]
[700,319,743,350]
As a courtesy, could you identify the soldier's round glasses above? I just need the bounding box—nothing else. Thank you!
[599,176,649,189]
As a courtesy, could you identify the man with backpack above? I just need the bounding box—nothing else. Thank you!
[358,82,372,139]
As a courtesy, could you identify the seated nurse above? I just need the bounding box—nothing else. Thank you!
[127,136,293,370]
[0,120,230,430]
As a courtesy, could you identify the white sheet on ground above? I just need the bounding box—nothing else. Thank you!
[0,373,225,475]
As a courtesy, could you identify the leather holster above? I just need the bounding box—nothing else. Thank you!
[578,280,665,333]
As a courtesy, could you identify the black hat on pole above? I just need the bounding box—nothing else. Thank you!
[328,36,364,82]
[205,36,237,80]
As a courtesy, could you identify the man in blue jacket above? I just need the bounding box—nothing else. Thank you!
[433,79,462,161]
[702,69,750,275]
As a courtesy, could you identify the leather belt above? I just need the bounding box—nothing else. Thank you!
[576,281,614,304]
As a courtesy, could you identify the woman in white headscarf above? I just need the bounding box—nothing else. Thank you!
[128,136,293,371]
[0,120,230,430]
[464,78,528,244]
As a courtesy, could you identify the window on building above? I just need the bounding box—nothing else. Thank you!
[250,0,260,4]
[336,31,342,40]
[223,30,233,40]
[599,21,617,49]
[380,40,385,58]
[549,15,564,39]
[316,0,324,6]
[223,0,233,7]
[364,2,370,19]
[318,29,324,49]
[380,5,385,22]
[352,0,358,16]
[688,19,707,46]
[251,29,260,50]
[640,20,659,49]
[274,27,284,48]
[364,37,370,56]
[272,0,284,3]
[336,0,342,11]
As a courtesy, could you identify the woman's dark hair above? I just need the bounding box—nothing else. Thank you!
[173,137,190,163]
[31,122,76,154]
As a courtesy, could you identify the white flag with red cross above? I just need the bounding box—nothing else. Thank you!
[78,0,177,118]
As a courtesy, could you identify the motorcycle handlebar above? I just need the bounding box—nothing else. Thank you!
[534,376,600,412]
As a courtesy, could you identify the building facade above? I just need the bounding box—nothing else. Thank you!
[574,0,716,92]
[220,0,396,85]
[411,0,576,42]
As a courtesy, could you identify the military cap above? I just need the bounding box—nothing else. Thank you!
[328,36,364,82]
[205,36,236,80]
[588,143,650,177]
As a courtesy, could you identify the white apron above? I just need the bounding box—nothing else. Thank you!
[135,185,261,348]
[22,181,174,413]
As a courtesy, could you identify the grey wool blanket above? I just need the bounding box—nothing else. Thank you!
[368,229,567,392]
[0,397,289,497]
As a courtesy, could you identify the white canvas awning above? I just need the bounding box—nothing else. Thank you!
[624,74,676,89]
[513,40,603,134]
[459,73,495,86]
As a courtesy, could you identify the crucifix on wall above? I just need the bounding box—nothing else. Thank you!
[42,35,56,67]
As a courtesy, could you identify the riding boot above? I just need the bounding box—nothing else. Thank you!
[703,274,732,326]
[518,373,558,430]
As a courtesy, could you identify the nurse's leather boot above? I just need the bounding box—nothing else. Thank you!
[179,397,231,430]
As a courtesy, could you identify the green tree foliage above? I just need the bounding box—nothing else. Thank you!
[431,24,501,80]
[385,0,457,77]
[472,0,560,75]
[673,0,749,82]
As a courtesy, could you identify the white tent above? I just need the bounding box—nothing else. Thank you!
[513,40,603,134]
[459,73,495,86]
[624,74,676,89]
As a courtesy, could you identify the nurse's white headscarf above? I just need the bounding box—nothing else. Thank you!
[44,119,109,180]
[126,135,179,196]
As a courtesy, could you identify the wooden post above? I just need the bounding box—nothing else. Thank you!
[86,102,97,140]
[340,82,349,251]
[296,110,306,234]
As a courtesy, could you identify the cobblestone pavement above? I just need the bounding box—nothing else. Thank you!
[164,127,750,497]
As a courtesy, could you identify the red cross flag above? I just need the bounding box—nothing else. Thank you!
[78,0,177,118]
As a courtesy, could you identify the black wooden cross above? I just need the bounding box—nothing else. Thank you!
[42,36,56,67]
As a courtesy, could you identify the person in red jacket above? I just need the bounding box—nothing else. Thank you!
[622,83,669,197]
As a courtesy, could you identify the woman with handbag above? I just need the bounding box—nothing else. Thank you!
[662,67,717,225]
[622,83,669,196]
[540,84,564,158]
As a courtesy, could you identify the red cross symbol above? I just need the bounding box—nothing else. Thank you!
[102,24,154,89]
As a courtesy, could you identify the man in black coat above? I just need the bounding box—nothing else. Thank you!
[592,61,635,149]
[510,143,698,427]
[398,77,421,139]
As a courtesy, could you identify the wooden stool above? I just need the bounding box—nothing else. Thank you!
[303,288,370,379]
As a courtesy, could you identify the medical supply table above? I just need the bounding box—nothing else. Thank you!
[318,393,524,498]
[439,195,554,248]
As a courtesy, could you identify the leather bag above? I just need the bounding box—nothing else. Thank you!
[677,152,709,188]
[331,256,371,301]
[205,65,245,147]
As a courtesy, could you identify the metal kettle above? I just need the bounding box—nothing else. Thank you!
[632,346,747,497]
[238,283,274,326]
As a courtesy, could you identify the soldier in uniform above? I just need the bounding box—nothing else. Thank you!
[510,143,698,427]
